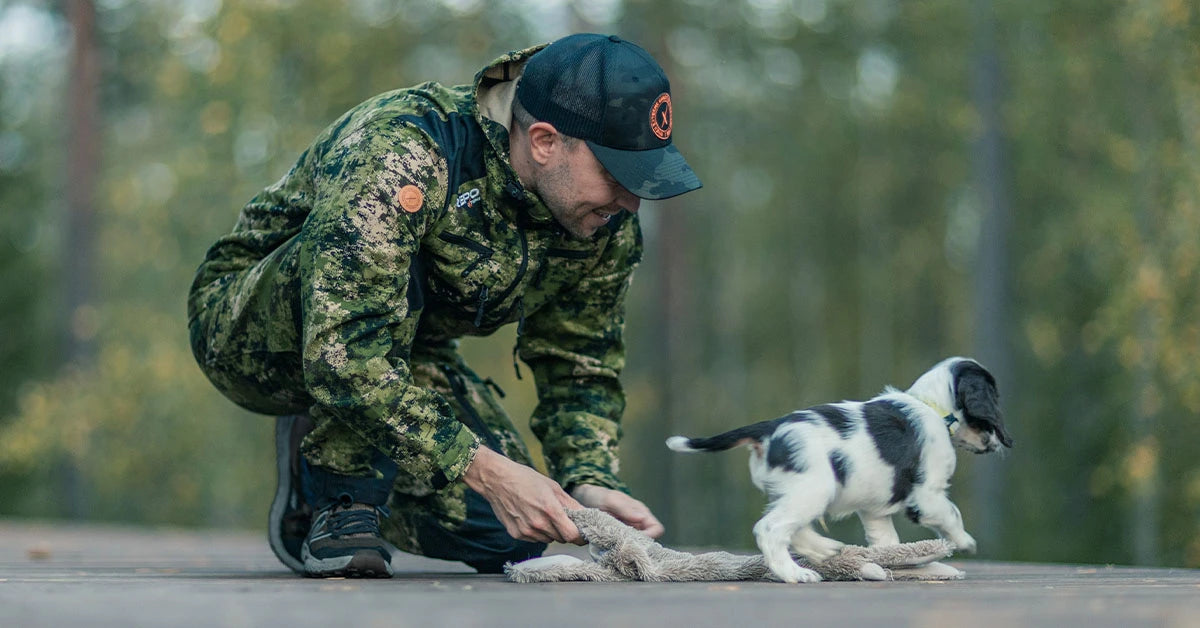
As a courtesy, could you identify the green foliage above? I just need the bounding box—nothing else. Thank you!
[1,0,1199,568]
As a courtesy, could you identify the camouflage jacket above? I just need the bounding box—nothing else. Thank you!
[194,45,642,494]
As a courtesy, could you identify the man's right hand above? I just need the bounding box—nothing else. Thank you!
[461,446,585,545]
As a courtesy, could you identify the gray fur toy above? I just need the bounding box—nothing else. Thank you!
[506,509,965,583]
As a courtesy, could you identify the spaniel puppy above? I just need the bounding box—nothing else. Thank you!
[667,357,1012,583]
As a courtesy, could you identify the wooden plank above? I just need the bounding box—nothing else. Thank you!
[2,521,1197,627]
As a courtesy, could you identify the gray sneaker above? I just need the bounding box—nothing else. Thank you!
[268,414,313,574]
[301,495,394,578]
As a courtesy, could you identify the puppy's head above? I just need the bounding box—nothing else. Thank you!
[948,359,1012,454]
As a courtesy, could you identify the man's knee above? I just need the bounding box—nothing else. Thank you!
[410,489,546,573]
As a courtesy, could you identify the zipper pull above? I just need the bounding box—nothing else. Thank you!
[511,345,523,380]
[483,377,506,399]
[473,286,489,327]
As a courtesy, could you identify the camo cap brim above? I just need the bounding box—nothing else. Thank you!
[588,140,702,200]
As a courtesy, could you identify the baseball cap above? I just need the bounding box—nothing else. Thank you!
[516,33,702,200]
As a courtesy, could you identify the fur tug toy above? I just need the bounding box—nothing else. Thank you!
[506,509,965,583]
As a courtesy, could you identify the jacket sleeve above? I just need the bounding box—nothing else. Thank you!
[517,215,644,493]
[298,121,480,493]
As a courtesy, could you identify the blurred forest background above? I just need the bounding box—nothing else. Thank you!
[1,0,1199,568]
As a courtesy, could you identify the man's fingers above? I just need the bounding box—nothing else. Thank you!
[557,491,585,511]
[507,503,582,545]
[547,507,583,545]
[507,518,555,544]
[623,508,664,537]
[595,491,664,539]
[638,517,665,539]
[466,453,589,545]
[525,530,554,544]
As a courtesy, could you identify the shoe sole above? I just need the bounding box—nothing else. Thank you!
[302,545,394,578]
[268,415,306,575]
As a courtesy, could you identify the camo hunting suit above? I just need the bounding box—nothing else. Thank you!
[187,45,642,569]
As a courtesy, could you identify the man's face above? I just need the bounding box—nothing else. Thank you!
[537,141,641,239]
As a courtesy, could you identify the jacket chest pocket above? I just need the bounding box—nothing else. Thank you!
[424,232,495,315]
[437,232,494,278]
[429,228,535,331]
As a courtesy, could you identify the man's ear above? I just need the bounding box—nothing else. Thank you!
[527,121,562,166]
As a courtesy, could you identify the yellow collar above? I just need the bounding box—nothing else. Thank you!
[913,395,960,436]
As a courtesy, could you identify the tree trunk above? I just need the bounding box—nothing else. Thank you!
[62,0,101,519]
[968,0,1012,553]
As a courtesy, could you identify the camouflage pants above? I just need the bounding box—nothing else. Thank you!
[189,253,545,572]
[296,341,546,573]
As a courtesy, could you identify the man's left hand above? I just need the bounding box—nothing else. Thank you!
[570,485,665,539]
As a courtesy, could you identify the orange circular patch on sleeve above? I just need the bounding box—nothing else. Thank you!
[398,185,424,213]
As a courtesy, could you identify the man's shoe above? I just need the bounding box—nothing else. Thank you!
[268,414,313,574]
[301,494,395,578]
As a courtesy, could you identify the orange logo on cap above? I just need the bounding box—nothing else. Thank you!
[649,93,672,141]
[398,185,424,213]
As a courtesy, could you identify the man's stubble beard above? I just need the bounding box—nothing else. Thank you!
[535,160,591,240]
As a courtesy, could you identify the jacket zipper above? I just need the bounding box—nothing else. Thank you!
[487,219,529,307]
[496,220,537,378]
[511,298,526,380]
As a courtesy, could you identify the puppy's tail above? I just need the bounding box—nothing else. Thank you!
[666,419,783,453]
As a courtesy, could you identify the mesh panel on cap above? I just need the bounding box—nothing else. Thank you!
[546,40,607,139]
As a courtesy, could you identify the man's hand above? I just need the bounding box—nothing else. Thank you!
[462,446,585,545]
[571,484,665,539]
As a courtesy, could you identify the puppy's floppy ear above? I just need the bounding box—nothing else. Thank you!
[952,360,1012,448]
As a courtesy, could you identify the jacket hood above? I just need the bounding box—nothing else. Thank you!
[472,44,553,223]
[474,43,547,132]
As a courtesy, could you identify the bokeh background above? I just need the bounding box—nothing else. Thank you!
[2,0,1199,568]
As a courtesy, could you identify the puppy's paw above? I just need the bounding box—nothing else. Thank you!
[950,533,977,554]
[766,560,823,584]
[775,566,822,584]
[792,567,823,583]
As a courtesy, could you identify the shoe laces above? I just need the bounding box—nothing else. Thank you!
[323,494,389,538]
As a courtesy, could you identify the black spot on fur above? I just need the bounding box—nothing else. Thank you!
[905,505,922,524]
[811,405,856,438]
[862,400,923,504]
[951,360,1012,448]
[784,410,817,424]
[829,451,849,485]
[766,434,805,473]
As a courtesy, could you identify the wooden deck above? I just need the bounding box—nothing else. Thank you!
[2,520,1197,627]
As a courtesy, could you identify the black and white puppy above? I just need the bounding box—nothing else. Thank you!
[666,357,1012,584]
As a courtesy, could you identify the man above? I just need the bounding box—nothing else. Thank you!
[187,33,701,578]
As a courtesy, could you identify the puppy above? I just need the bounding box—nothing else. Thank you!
[666,357,1012,583]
